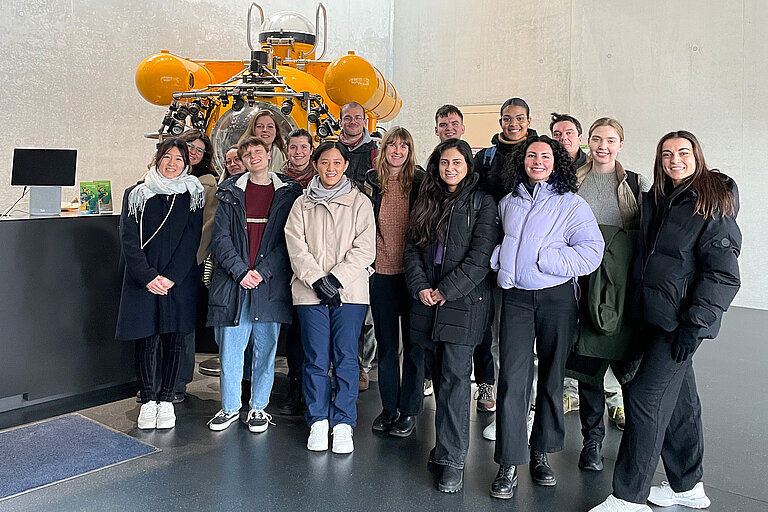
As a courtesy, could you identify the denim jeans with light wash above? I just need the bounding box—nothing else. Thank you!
[216,300,280,414]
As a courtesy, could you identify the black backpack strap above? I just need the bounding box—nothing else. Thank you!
[626,170,640,200]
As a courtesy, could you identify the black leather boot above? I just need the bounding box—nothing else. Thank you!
[578,438,604,471]
[490,465,517,499]
[278,377,304,415]
[530,450,556,486]
[438,466,463,493]
[389,415,416,437]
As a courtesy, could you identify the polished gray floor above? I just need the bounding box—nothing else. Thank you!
[1,306,765,511]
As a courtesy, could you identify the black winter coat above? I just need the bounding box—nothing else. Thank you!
[116,188,203,340]
[473,129,539,202]
[634,174,741,340]
[344,139,378,186]
[404,174,500,346]
[206,173,301,327]
[362,165,425,236]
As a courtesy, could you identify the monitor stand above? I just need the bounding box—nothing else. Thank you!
[29,186,61,216]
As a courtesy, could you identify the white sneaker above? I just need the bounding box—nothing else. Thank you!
[137,401,159,430]
[648,481,711,509]
[156,401,176,429]
[483,420,496,441]
[332,424,354,454]
[307,419,329,451]
[589,495,652,512]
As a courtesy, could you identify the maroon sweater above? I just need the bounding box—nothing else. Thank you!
[245,180,274,267]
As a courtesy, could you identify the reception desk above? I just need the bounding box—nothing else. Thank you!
[0,213,135,423]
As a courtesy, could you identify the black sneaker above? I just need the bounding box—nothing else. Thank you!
[247,409,273,433]
[208,410,239,431]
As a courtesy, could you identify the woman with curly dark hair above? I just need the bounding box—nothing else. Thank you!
[489,136,604,499]
[403,138,499,492]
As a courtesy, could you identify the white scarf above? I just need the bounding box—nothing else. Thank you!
[128,166,205,218]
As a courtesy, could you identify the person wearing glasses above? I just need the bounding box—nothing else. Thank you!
[239,110,287,174]
[338,101,379,393]
[219,145,246,183]
[474,97,539,202]
[116,137,204,430]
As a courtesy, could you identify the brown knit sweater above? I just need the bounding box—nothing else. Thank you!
[375,175,409,274]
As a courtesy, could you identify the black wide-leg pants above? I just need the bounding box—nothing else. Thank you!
[494,282,577,465]
[613,329,704,503]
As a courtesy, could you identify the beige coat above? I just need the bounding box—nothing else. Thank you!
[196,173,219,264]
[285,186,375,305]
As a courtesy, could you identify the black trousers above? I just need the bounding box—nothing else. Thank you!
[282,308,304,379]
[399,337,430,416]
[579,380,607,442]
[613,329,704,503]
[135,333,185,403]
[494,282,577,465]
[370,273,413,414]
[433,342,475,469]
[473,319,496,385]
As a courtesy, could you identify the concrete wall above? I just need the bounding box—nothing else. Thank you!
[391,0,766,310]
[0,0,391,212]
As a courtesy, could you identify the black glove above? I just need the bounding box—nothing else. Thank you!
[671,326,700,363]
[312,274,343,305]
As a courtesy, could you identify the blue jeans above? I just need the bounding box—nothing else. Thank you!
[297,304,366,428]
[216,300,280,414]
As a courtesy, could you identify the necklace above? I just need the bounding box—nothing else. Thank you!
[140,195,176,249]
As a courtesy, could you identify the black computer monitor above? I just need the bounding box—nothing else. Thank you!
[11,148,77,186]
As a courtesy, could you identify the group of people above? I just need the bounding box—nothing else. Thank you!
[115,98,742,511]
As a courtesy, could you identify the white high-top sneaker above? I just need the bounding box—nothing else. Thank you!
[648,481,711,509]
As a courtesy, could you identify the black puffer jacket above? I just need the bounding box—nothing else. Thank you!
[362,165,426,234]
[404,174,500,346]
[633,174,741,340]
[207,172,301,327]
[473,129,539,202]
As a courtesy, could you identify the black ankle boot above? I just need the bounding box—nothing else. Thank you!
[490,465,517,499]
[438,466,463,493]
[278,377,303,415]
[578,438,604,471]
[530,450,556,486]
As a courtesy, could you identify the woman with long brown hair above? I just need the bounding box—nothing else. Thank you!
[590,131,741,512]
[239,110,287,174]
[361,127,425,435]
[403,138,499,492]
